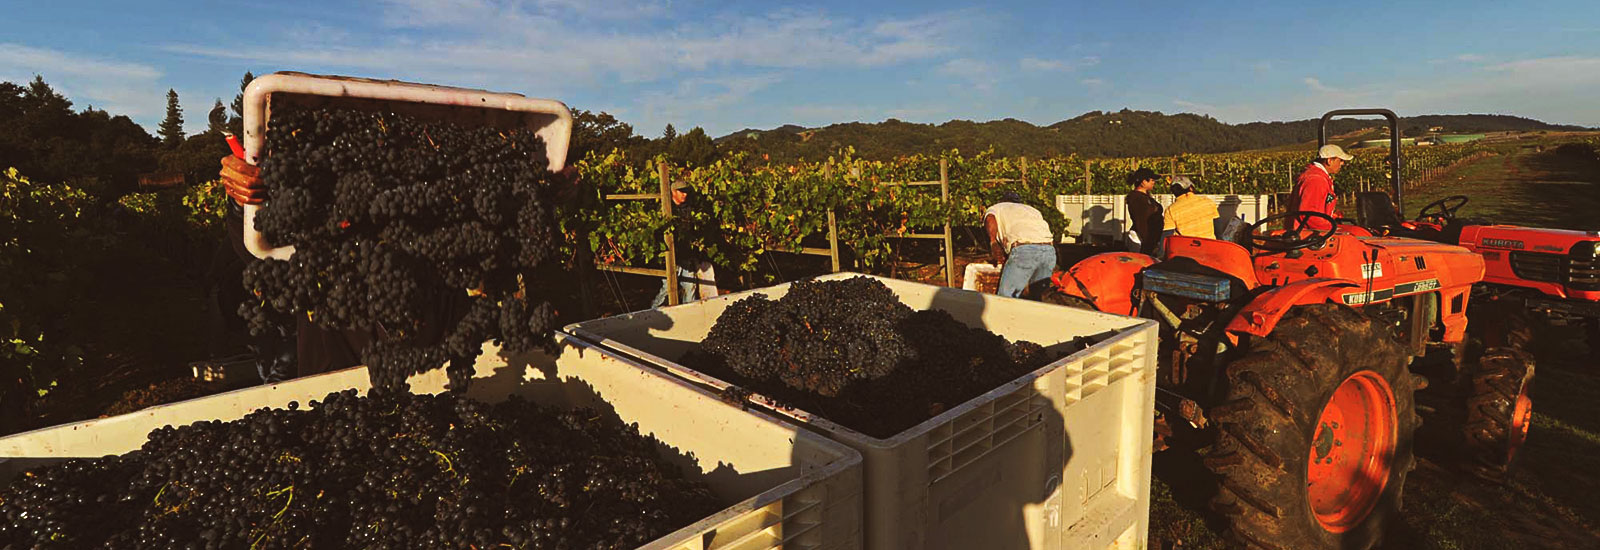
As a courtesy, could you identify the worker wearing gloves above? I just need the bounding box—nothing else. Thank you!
[1162,176,1219,240]
[985,191,1057,299]
[1292,144,1353,230]
[217,155,301,383]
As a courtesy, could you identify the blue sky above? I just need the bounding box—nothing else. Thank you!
[4,0,1599,138]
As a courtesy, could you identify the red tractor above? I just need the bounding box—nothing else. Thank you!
[1042,109,1489,550]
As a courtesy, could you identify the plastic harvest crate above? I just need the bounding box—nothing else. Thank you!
[563,273,1159,550]
[235,71,574,260]
[0,334,864,550]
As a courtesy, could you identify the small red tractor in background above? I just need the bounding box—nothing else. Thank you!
[1042,109,1491,550]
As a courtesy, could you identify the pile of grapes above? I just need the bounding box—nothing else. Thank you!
[692,277,1059,437]
[240,106,562,391]
[0,391,721,549]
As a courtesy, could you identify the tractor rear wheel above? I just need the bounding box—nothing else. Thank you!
[1205,303,1417,550]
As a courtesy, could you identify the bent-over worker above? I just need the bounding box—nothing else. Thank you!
[985,191,1057,299]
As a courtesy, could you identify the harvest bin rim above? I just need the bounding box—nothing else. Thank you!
[0,336,866,550]
[564,271,1155,448]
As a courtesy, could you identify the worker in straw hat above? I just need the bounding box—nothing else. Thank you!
[1292,144,1355,231]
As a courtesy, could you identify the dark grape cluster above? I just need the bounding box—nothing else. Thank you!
[0,391,721,549]
[702,277,914,396]
[239,107,563,391]
[694,277,1066,437]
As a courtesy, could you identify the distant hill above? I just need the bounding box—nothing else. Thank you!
[714,110,1586,162]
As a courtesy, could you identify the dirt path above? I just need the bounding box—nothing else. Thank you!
[1408,142,1600,230]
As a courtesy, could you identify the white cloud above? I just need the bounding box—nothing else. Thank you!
[1174,56,1600,126]
[787,104,874,125]
[938,58,997,91]
[635,74,785,131]
[1456,53,1485,62]
[168,7,974,86]
[1252,61,1273,73]
[1019,56,1099,72]
[1081,78,1106,87]
[0,43,200,131]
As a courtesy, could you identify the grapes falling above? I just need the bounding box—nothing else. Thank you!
[238,107,561,392]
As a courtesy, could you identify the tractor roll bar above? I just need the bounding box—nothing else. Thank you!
[1319,108,1404,217]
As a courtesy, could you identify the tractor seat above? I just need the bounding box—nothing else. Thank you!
[1161,236,1261,289]
[1355,191,1404,230]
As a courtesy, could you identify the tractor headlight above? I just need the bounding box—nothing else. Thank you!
[1571,241,1599,259]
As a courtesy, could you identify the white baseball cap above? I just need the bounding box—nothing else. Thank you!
[1318,144,1354,161]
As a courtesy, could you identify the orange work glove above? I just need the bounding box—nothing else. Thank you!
[219,154,266,206]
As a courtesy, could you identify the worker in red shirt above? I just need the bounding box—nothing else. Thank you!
[1292,144,1354,230]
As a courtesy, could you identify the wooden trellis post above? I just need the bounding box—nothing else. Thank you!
[1084,160,1093,194]
[941,159,955,288]
[659,162,680,306]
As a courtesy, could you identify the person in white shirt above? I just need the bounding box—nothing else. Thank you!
[984,191,1057,298]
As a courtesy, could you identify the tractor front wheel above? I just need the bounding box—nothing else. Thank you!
[1464,349,1535,478]
[1205,303,1417,550]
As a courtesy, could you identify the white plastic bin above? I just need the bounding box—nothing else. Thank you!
[0,335,864,550]
[564,273,1159,550]
[961,262,1000,294]
[236,72,573,260]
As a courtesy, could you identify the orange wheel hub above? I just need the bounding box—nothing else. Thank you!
[1307,371,1397,533]
[1509,382,1534,457]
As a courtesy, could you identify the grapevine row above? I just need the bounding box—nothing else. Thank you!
[577,144,1493,271]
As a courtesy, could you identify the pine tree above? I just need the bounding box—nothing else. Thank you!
[229,71,254,134]
[207,99,228,135]
[159,89,184,148]
[662,123,677,142]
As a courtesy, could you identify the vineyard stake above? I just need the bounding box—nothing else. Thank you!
[828,211,841,273]
[659,161,680,306]
[1084,160,1092,194]
[941,159,955,288]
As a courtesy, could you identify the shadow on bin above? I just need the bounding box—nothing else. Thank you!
[490,344,801,507]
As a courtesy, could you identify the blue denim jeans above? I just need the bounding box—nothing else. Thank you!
[997,244,1057,298]
[651,262,715,308]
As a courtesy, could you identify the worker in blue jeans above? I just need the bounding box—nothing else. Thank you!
[985,192,1058,298]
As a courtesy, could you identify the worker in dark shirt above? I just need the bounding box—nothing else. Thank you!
[1124,167,1164,255]
[651,180,719,307]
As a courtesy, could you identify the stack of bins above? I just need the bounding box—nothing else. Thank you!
[563,273,1160,550]
[0,335,866,550]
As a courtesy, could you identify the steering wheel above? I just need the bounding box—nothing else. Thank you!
[1248,211,1339,253]
[1415,195,1468,225]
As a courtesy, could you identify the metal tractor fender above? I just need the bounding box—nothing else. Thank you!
[1053,252,1157,316]
[1225,278,1360,341]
